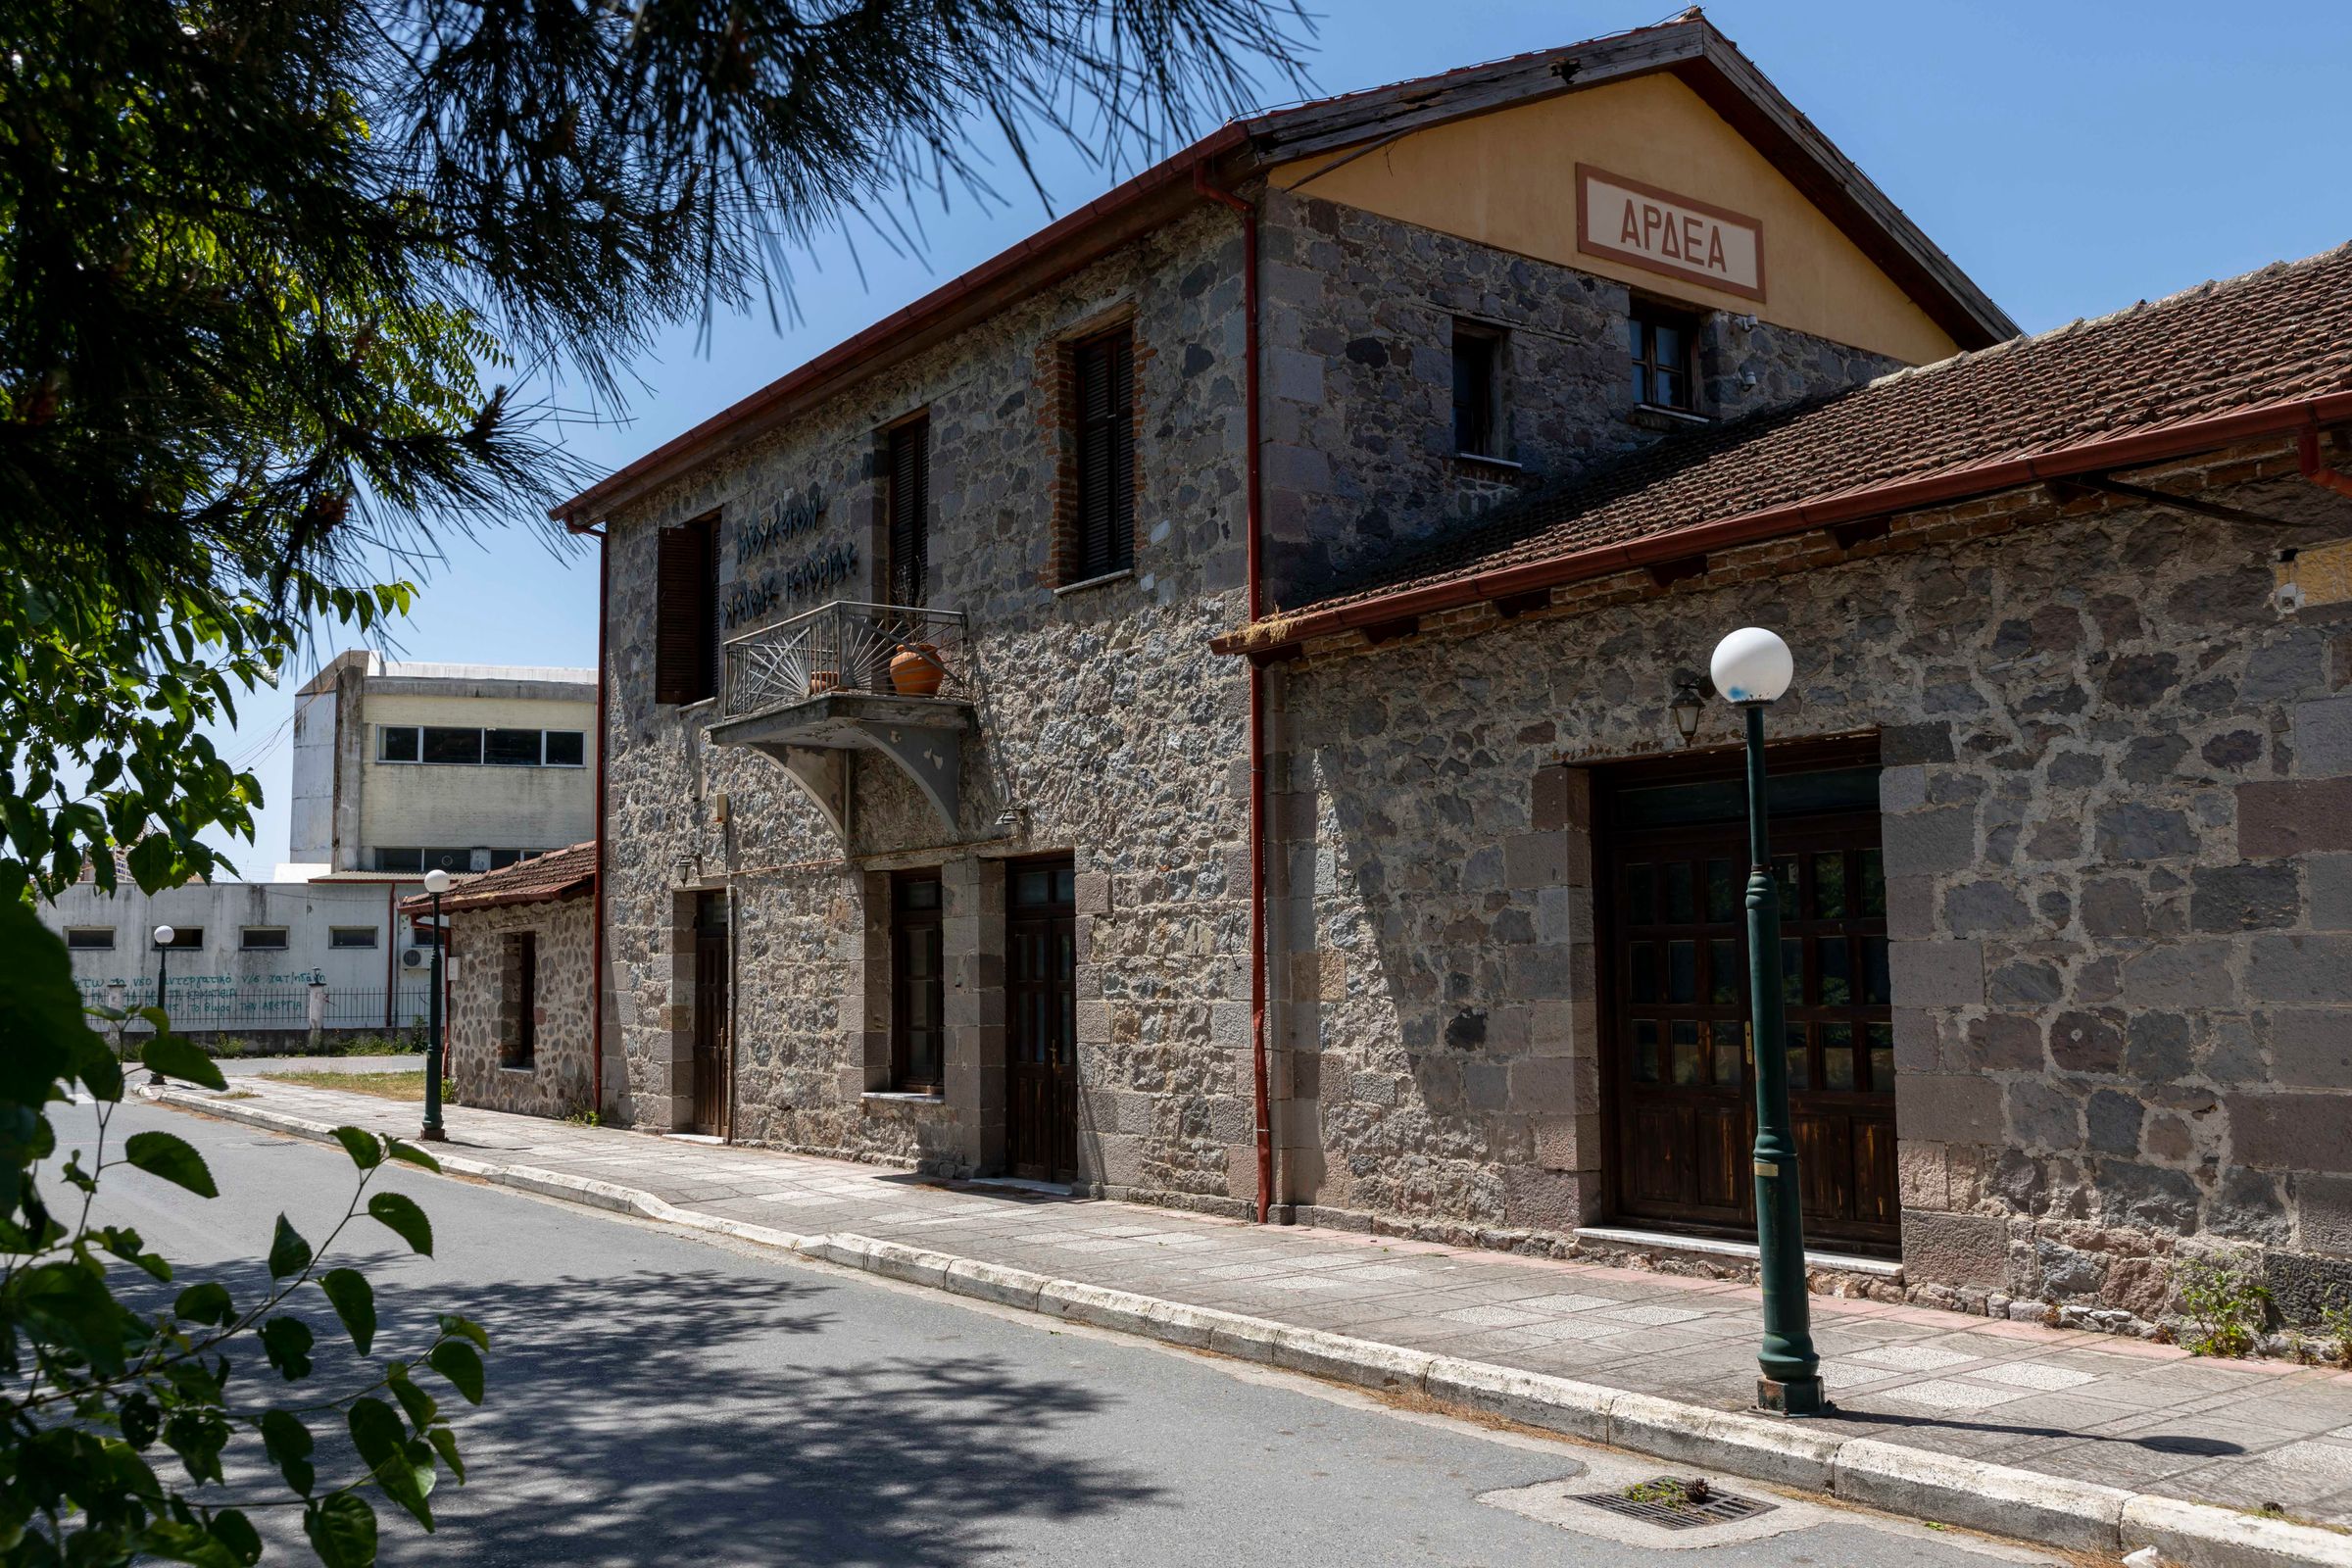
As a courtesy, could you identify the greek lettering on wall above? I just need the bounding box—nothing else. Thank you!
[1575,165,1766,303]
[722,485,861,629]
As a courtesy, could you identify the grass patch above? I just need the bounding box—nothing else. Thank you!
[261,1069,425,1102]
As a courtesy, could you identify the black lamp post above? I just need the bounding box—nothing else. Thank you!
[420,869,450,1142]
[1710,626,1825,1416]
[148,924,174,1085]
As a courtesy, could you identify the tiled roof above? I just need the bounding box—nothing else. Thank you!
[1273,243,2352,625]
[398,842,595,916]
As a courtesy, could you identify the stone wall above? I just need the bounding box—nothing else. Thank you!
[1254,189,1904,609]
[1269,444,2352,1328]
[448,897,594,1119]
[599,203,1260,1205]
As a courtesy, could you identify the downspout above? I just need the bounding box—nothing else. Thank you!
[591,527,611,1118]
[1194,163,1273,1225]
[2301,428,2352,500]
[383,882,396,1030]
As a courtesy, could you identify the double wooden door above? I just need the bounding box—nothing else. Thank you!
[1005,860,1078,1182]
[1606,790,1897,1250]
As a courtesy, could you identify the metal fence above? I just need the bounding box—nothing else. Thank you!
[94,980,435,1038]
[723,599,972,718]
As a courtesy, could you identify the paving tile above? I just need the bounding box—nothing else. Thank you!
[1965,1360,2101,1393]
[1594,1302,1710,1328]
[1860,1378,2031,1415]
[1847,1343,1982,1374]
[1437,1303,1553,1329]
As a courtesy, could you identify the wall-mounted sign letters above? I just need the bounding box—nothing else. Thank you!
[735,486,826,567]
[721,541,861,630]
[1575,165,1765,303]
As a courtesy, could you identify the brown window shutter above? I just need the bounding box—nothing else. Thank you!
[888,418,929,607]
[655,519,716,705]
[1072,327,1135,581]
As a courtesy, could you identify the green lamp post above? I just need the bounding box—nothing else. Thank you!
[420,868,450,1142]
[1710,625,1826,1416]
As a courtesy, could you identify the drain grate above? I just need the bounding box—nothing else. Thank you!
[1572,1481,1776,1532]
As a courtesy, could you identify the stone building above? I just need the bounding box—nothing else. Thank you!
[404,843,598,1119]
[555,12,2352,1328]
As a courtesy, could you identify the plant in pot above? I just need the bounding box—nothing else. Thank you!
[807,662,841,696]
[890,642,947,698]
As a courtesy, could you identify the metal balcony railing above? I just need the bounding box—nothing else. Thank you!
[722,601,971,719]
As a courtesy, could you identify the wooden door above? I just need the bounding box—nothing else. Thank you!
[1005,860,1077,1181]
[691,893,728,1135]
[1604,764,1896,1251]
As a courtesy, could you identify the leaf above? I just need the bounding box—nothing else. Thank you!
[260,1315,315,1381]
[139,1033,227,1091]
[330,1125,383,1170]
[318,1269,376,1355]
[268,1214,313,1279]
[427,1339,484,1405]
[425,1425,466,1486]
[262,1409,316,1495]
[349,1397,433,1529]
[389,1371,436,1433]
[123,1130,219,1197]
[384,1139,440,1174]
[366,1192,432,1256]
[174,1280,234,1326]
[211,1507,263,1564]
[437,1313,489,1351]
[305,1494,377,1568]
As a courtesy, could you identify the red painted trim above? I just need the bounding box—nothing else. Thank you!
[1219,392,2352,657]
[592,532,611,1116]
[2301,427,2352,500]
[1194,167,1272,1225]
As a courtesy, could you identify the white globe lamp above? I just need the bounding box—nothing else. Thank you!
[151,924,175,947]
[1709,626,1793,706]
[422,868,452,895]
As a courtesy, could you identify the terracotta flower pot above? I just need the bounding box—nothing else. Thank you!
[807,668,840,696]
[890,643,946,698]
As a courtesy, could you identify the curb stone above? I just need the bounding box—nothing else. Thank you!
[150,1087,2350,1568]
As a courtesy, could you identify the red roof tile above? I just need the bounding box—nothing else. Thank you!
[398,843,595,916]
[1239,243,2352,643]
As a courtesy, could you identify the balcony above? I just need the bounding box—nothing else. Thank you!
[710,601,974,838]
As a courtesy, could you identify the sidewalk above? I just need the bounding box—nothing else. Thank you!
[159,1077,2352,1566]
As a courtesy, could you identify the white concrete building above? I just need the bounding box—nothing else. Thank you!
[44,651,597,1040]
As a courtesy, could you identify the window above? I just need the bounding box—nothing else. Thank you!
[240,927,289,951]
[409,920,445,949]
[484,728,543,765]
[885,416,930,607]
[655,514,720,705]
[1630,303,1695,411]
[891,873,945,1094]
[500,932,538,1070]
[1451,321,1504,458]
[420,726,482,764]
[156,927,204,950]
[1069,326,1136,581]
[329,926,379,949]
[379,726,585,767]
[65,927,115,951]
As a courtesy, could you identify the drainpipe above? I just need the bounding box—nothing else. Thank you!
[1194,163,1273,1225]
[2301,428,2352,500]
[591,527,611,1118]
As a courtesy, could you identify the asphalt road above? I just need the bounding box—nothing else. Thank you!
[65,1098,2058,1567]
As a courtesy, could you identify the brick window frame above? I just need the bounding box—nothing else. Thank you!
[1038,311,1148,587]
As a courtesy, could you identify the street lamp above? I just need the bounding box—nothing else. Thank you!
[1709,626,1825,1417]
[148,925,174,1086]
[420,869,450,1142]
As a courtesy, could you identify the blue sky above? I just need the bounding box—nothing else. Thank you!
[204,0,2352,876]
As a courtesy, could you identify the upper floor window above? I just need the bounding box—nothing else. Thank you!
[329,926,379,949]
[1629,303,1696,412]
[1069,326,1136,582]
[240,927,289,951]
[885,416,930,608]
[65,927,115,951]
[377,726,586,767]
[155,927,204,950]
[655,514,720,705]
[1451,321,1505,458]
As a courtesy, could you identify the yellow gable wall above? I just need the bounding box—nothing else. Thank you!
[1269,72,1963,367]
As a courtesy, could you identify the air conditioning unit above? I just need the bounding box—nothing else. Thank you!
[400,948,427,969]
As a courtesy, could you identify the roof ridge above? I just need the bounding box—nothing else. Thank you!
[1863,239,2352,393]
